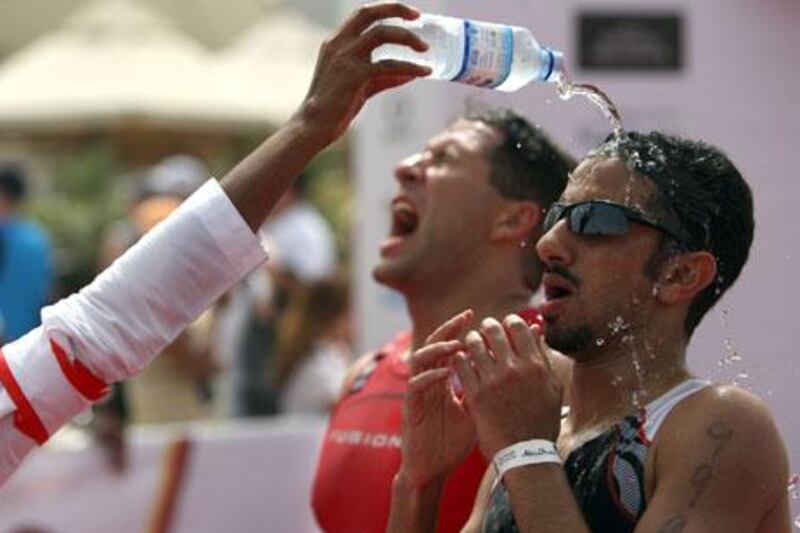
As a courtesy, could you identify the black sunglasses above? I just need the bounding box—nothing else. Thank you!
[543,200,691,246]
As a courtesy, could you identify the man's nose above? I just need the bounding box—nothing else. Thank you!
[394,153,426,186]
[536,219,574,267]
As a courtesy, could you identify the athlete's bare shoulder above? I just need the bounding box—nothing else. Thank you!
[640,383,790,532]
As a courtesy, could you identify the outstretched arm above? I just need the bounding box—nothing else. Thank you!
[221,1,430,231]
[0,1,430,486]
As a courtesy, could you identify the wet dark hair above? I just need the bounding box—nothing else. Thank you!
[593,131,755,336]
[0,164,26,203]
[466,109,574,208]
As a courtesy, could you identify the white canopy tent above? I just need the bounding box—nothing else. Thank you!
[0,0,274,133]
[0,0,327,56]
[213,6,328,125]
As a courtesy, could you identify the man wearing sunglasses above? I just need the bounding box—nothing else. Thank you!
[0,2,433,486]
[390,132,790,532]
[311,109,574,533]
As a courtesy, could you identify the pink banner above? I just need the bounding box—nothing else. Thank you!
[0,417,326,533]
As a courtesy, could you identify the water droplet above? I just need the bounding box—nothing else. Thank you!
[515,142,523,150]
[608,316,627,334]
[789,475,800,501]
[716,308,750,384]
[595,338,606,346]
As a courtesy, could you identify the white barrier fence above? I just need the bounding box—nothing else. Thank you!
[0,417,327,533]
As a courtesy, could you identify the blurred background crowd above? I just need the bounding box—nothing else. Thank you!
[0,0,355,464]
[2,154,357,467]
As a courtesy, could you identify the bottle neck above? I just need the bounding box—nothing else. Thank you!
[538,48,564,83]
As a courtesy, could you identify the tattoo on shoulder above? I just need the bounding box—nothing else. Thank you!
[657,421,734,532]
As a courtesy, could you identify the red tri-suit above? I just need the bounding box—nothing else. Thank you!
[312,308,544,532]
[311,332,485,533]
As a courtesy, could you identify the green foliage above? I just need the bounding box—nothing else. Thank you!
[21,135,354,297]
[305,142,352,263]
[26,142,128,297]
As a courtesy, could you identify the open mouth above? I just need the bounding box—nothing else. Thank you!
[542,274,575,302]
[540,276,575,321]
[390,197,419,237]
[545,285,572,300]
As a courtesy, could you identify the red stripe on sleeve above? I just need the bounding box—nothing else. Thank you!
[0,349,50,445]
[50,340,109,402]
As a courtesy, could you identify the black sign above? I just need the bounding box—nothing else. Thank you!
[578,13,683,72]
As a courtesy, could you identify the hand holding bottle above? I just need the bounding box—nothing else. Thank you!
[298,2,432,144]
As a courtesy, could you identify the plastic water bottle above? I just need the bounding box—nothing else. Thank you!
[372,13,564,92]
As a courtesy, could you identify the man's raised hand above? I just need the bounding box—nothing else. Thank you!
[298,2,432,143]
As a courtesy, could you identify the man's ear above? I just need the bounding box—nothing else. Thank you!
[653,251,717,304]
[490,201,542,243]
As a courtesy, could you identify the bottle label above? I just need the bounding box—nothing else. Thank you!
[452,20,514,88]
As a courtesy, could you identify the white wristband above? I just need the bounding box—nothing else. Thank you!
[492,439,561,479]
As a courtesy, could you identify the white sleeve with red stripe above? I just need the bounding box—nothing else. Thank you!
[0,178,268,484]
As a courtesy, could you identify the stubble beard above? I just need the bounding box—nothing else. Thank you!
[545,322,595,356]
